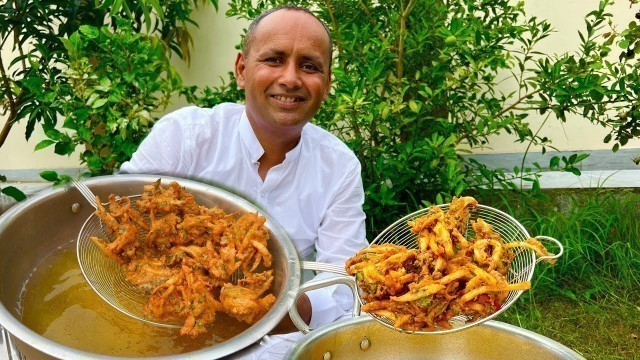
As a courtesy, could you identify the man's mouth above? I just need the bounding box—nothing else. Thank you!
[272,95,303,103]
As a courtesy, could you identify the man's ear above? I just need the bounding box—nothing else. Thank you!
[234,52,246,89]
[322,68,332,102]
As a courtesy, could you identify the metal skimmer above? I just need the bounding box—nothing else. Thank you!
[364,204,563,334]
[294,203,563,335]
[72,179,180,327]
[73,179,249,328]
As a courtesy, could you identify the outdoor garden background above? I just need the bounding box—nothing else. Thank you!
[1,1,639,358]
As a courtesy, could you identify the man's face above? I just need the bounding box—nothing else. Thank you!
[235,10,332,133]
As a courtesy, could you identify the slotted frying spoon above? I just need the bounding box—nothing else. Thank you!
[73,179,249,328]
[72,179,182,327]
[291,203,563,335]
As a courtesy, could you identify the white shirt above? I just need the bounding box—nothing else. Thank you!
[119,103,368,331]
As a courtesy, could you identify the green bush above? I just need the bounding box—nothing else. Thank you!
[34,20,179,175]
[194,0,638,238]
[0,0,218,181]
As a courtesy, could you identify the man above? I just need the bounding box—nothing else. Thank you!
[120,4,368,358]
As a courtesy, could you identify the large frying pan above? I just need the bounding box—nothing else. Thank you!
[0,174,301,359]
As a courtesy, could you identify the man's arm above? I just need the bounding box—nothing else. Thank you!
[119,109,194,176]
[305,159,368,328]
[269,294,312,334]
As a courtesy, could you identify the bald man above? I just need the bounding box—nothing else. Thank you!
[120,5,367,358]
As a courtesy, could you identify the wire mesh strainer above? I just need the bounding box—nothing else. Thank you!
[291,203,563,335]
[72,179,180,327]
[368,203,562,334]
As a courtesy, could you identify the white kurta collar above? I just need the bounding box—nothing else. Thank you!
[239,111,264,164]
[238,110,305,166]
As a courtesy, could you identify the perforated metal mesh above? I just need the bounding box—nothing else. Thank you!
[366,204,537,335]
[76,196,182,328]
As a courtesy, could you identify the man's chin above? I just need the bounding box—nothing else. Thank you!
[269,113,311,128]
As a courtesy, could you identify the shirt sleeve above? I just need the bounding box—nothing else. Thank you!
[118,109,194,176]
[305,158,368,329]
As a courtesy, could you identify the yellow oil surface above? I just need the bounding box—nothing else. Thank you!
[20,244,249,357]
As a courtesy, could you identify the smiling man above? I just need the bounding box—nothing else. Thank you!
[235,5,333,180]
[120,5,368,359]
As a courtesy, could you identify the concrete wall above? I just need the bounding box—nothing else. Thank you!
[1,1,638,173]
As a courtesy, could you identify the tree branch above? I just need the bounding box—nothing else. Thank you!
[358,0,387,44]
[0,51,17,148]
[324,0,344,57]
[396,0,416,79]
[496,88,542,117]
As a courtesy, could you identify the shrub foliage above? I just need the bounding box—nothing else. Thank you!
[205,0,640,237]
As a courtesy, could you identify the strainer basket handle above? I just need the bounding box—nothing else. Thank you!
[71,179,100,209]
[534,236,564,264]
[290,262,360,334]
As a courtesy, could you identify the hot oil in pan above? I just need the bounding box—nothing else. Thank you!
[20,243,249,357]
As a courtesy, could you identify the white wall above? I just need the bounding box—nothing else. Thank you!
[168,1,248,112]
[475,0,640,154]
[0,1,638,172]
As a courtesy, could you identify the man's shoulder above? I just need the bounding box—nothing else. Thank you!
[303,123,358,161]
[157,103,245,127]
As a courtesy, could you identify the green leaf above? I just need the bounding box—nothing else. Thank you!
[146,0,165,19]
[567,167,582,176]
[39,171,60,182]
[575,154,590,163]
[92,98,108,109]
[59,37,74,52]
[561,289,578,301]
[108,91,122,103]
[34,140,55,151]
[381,105,390,120]
[379,124,390,136]
[22,77,45,93]
[1,186,27,202]
[110,0,125,16]
[68,32,82,53]
[408,100,419,113]
[79,25,99,39]
[54,141,74,155]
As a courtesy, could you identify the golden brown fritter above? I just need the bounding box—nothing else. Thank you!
[91,181,275,337]
[346,196,554,332]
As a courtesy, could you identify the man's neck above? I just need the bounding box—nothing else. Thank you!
[248,119,303,181]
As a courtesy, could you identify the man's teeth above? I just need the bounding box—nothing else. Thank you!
[274,95,300,103]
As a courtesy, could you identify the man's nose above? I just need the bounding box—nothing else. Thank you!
[278,62,302,88]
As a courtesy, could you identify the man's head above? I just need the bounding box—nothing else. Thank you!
[234,6,333,135]
[242,5,333,65]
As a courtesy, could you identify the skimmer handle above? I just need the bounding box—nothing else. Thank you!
[300,261,347,275]
[72,179,99,209]
[534,235,564,263]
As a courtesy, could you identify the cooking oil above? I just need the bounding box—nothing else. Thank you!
[20,243,248,357]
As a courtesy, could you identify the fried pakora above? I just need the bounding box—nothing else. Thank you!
[91,180,275,337]
[346,196,556,332]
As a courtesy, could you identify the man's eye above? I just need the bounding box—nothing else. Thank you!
[301,63,320,72]
[264,57,281,63]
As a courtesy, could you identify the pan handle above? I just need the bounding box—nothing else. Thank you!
[289,274,360,334]
[534,235,564,264]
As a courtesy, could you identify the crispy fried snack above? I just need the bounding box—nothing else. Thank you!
[346,196,555,332]
[91,180,275,337]
[219,270,276,324]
